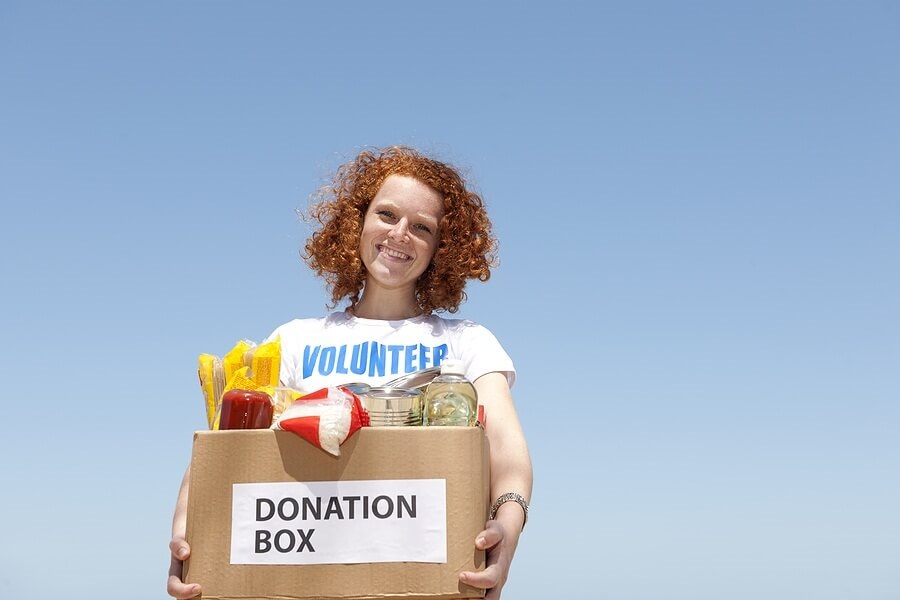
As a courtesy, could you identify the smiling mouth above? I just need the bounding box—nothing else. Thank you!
[377,244,412,261]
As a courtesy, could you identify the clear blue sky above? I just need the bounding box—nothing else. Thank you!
[1,2,898,599]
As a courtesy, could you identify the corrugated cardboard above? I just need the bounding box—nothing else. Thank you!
[184,427,490,600]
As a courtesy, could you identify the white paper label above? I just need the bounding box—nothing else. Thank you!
[230,479,447,565]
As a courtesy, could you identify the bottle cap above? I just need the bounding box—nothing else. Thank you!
[440,359,465,376]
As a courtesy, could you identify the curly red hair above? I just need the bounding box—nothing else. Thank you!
[304,146,497,314]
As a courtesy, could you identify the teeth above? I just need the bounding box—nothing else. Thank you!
[380,245,410,260]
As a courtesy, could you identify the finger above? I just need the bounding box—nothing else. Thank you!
[167,552,201,599]
[475,520,505,550]
[166,573,201,599]
[459,562,502,591]
[169,538,191,561]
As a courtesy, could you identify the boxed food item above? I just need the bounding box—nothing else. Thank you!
[184,427,490,600]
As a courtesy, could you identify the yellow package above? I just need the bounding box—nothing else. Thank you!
[250,336,281,388]
[223,339,255,387]
[224,366,259,394]
[200,337,283,429]
[204,341,253,430]
[198,354,225,429]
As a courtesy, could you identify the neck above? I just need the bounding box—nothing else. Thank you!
[352,287,422,321]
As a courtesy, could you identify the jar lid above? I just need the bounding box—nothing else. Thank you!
[440,359,465,376]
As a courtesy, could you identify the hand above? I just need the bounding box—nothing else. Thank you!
[167,537,202,599]
[458,520,514,600]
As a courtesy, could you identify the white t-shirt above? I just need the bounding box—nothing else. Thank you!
[266,311,515,393]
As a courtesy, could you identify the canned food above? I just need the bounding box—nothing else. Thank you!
[360,387,423,426]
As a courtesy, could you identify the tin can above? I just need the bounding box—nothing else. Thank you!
[360,387,423,426]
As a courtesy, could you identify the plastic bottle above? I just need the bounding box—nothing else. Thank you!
[422,359,478,426]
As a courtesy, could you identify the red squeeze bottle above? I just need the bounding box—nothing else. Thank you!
[219,389,274,430]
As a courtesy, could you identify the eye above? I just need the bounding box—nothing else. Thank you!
[376,209,396,221]
[413,223,434,235]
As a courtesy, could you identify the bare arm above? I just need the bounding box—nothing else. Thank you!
[459,371,533,599]
[167,465,202,599]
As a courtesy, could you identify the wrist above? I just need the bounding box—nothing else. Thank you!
[489,492,529,531]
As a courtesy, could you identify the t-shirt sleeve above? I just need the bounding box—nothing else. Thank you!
[459,323,516,389]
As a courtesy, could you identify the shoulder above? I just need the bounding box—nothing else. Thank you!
[435,315,515,388]
[427,315,511,362]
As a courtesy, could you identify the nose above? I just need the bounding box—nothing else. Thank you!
[388,218,409,241]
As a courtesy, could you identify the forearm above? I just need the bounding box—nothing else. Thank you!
[172,465,191,540]
[488,439,532,549]
[476,372,533,530]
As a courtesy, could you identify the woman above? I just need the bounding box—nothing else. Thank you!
[168,146,533,600]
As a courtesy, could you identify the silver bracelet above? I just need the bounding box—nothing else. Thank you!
[489,492,529,529]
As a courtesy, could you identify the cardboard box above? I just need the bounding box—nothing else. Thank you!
[184,427,490,600]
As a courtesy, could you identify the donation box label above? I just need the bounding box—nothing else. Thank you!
[231,479,447,565]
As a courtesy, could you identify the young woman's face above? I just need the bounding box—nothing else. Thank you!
[359,174,444,295]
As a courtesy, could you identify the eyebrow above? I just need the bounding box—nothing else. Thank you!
[373,200,441,224]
